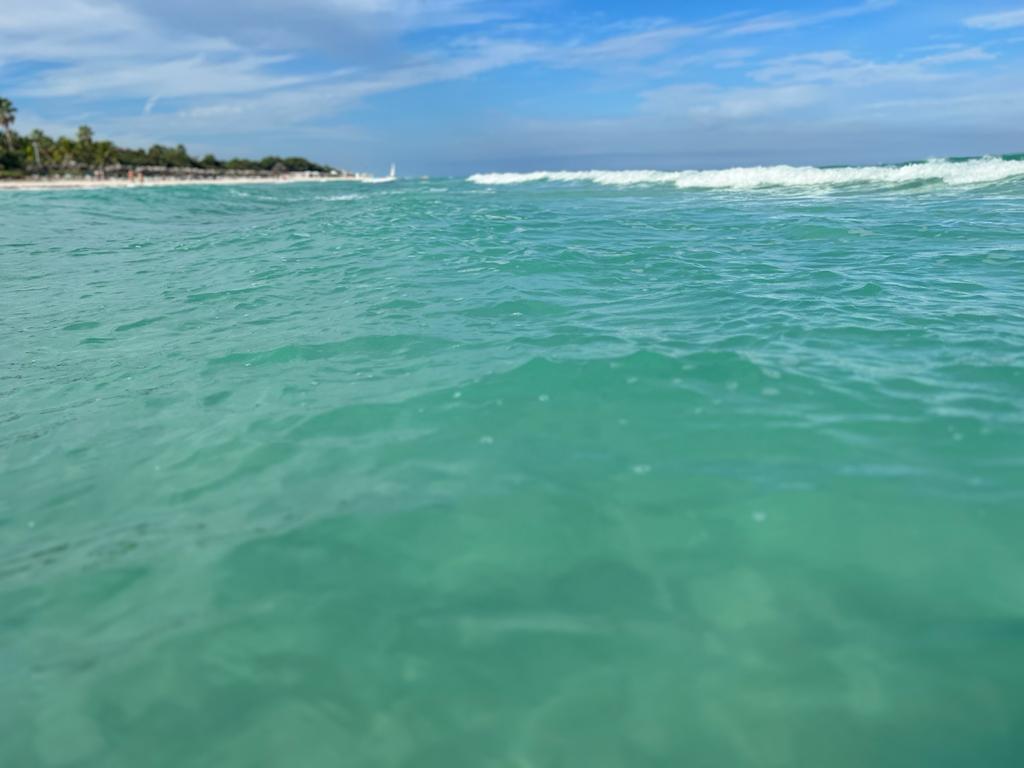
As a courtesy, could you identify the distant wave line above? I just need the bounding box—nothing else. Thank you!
[467,156,1024,189]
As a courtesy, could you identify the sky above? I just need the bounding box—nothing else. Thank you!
[2,0,1024,175]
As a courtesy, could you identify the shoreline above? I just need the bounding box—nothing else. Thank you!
[0,173,385,192]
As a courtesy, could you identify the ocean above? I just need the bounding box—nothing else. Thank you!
[3,156,1024,766]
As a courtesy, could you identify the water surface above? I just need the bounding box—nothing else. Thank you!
[3,168,1024,766]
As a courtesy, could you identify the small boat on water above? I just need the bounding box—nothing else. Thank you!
[361,163,397,184]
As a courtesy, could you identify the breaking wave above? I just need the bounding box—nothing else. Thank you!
[467,156,1024,190]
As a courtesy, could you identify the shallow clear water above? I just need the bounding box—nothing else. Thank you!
[2,175,1024,767]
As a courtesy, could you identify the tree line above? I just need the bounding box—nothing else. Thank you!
[0,97,333,178]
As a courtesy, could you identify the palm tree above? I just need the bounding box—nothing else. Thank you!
[93,140,113,176]
[0,97,16,152]
[75,125,95,166]
[54,136,76,168]
[29,129,49,169]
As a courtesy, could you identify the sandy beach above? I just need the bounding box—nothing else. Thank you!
[0,172,381,192]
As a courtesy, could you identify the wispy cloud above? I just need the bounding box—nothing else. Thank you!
[964,8,1024,30]
[0,0,901,116]
[1,0,522,113]
[721,0,895,37]
[563,23,706,63]
[155,38,540,132]
[640,82,821,119]
[0,0,233,63]
[752,46,995,86]
[25,56,330,99]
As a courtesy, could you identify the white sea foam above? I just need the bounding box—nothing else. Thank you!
[467,157,1024,190]
[317,193,362,201]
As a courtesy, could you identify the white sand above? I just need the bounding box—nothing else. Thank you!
[0,173,376,192]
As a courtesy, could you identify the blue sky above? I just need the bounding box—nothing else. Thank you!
[2,1,1023,174]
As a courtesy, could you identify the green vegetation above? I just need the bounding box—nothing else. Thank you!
[0,96,334,179]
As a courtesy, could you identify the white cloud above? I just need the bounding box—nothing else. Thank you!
[722,0,895,37]
[752,46,995,86]
[0,0,904,119]
[1,0,526,113]
[917,47,995,64]
[964,9,1024,30]
[0,0,497,67]
[153,38,539,133]
[640,83,821,120]
[0,0,235,64]
[0,0,134,35]
[564,23,705,63]
[26,56,325,99]
[314,0,504,28]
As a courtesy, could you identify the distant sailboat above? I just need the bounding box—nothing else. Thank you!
[361,163,398,184]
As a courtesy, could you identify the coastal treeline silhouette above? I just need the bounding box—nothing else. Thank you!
[0,97,334,179]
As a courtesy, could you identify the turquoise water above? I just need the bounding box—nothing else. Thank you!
[3,165,1024,766]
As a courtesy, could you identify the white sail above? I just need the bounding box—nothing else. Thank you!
[388,163,396,179]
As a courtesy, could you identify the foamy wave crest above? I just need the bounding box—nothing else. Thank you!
[467,157,1024,190]
[317,193,362,201]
